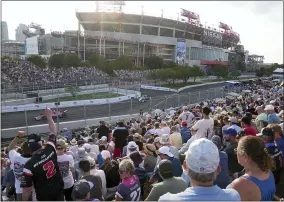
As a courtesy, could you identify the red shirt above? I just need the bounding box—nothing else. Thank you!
[243,125,258,136]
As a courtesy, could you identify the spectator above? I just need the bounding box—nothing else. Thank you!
[56,139,75,201]
[179,106,214,154]
[159,134,179,159]
[97,145,106,168]
[122,136,134,157]
[228,117,242,133]
[87,138,100,156]
[150,146,182,183]
[97,121,110,140]
[115,159,141,201]
[72,179,100,201]
[143,144,157,174]
[178,106,195,127]
[223,128,243,176]
[265,104,281,124]
[126,141,139,156]
[159,138,241,200]
[211,135,231,188]
[89,159,107,198]
[169,126,183,149]
[78,160,104,201]
[145,159,187,201]
[241,116,257,136]
[257,128,283,184]
[160,121,171,135]
[113,121,129,158]
[267,124,284,154]
[228,136,276,201]
[180,121,191,144]
[83,143,97,160]
[99,136,114,155]
[100,150,120,189]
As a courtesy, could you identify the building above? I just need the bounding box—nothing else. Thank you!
[1,21,9,41]
[50,8,240,67]
[15,24,28,42]
[1,40,25,58]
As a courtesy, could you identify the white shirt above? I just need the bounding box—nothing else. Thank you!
[179,111,195,126]
[161,126,171,135]
[57,154,75,189]
[70,145,79,155]
[188,118,214,146]
[90,169,107,198]
[89,144,99,155]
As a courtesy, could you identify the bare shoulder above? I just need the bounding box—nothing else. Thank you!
[231,177,261,200]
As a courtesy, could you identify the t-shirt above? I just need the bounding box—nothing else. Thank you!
[159,185,241,201]
[21,134,64,201]
[268,113,281,124]
[179,111,195,126]
[243,125,258,136]
[116,175,141,201]
[90,169,107,198]
[57,154,74,189]
[97,125,110,139]
[161,126,171,135]
[82,175,104,201]
[9,150,32,194]
[146,177,188,201]
[276,137,284,155]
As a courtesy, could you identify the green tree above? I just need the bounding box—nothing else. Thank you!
[191,65,205,82]
[255,67,265,77]
[64,84,80,97]
[88,54,106,69]
[112,56,134,70]
[164,61,177,69]
[236,61,246,72]
[63,54,81,68]
[145,55,164,69]
[229,69,241,79]
[177,67,192,83]
[48,54,65,68]
[210,65,229,79]
[264,63,278,76]
[27,55,46,68]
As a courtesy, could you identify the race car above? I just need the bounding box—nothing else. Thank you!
[34,109,68,121]
[138,95,149,103]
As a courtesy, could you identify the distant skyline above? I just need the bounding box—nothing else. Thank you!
[2,1,283,63]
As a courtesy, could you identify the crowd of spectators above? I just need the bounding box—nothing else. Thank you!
[1,78,284,201]
[1,58,156,89]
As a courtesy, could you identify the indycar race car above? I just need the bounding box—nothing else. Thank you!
[138,95,149,103]
[34,109,68,121]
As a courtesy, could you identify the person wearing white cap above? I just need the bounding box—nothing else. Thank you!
[99,136,114,155]
[264,104,281,124]
[83,143,98,161]
[149,146,182,184]
[159,138,241,201]
[178,106,195,127]
[160,121,171,135]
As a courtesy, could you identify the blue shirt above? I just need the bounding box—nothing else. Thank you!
[276,137,284,155]
[159,185,241,201]
[97,154,104,168]
[214,151,231,189]
[180,127,191,144]
[268,113,281,124]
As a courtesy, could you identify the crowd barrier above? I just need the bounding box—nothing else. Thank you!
[1,94,137,113]
[1,114,140,139]
[140,85,178,92]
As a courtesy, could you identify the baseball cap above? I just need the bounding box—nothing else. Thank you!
[158,146,174,157]
[100,136,107,141]
[185,138,219,174]
[223,128,237,137]
[83,143,91,150]
[72,179,94,200]
[77,148,87,159]
[160,120,167,125]
[127,141,138,150]
[211,135,222,149]
[228,117,238,124]
[158,159,173,176]
[101,150,111,160]
[257,128,275,137]
[129,151,143,166]
[264,104,274,111]
[27,134,42,152]
[181,121,187,127]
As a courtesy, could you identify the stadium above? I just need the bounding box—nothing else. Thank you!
[48,4,241,67]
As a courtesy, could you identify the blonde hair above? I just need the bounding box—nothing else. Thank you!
[119,159,135,175]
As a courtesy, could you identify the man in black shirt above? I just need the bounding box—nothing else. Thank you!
[21,108,64,201]
[97,121,110,140]
[223,128,243,176]
[112,121,129,158]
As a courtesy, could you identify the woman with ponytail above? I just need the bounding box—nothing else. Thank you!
[227,136,276,201]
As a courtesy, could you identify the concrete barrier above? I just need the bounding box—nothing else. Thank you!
[1,113,139,139]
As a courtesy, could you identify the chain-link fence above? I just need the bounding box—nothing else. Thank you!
[1,88,231,132]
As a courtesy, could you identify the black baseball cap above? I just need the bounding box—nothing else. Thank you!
[72,180,94,200]
[158,159,173,176]
[257,128,275,138]
[27,134,42,152]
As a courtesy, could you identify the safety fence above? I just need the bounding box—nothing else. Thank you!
[1,88,230,131]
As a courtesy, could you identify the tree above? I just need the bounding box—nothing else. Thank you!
[112,56,134,70]
[255,67,265,77]
[236,61,246,72]
[145,55,164,69]
[229,69,241,79]
[63,54,81,68]
[64,84,80,97]
[27,55,46,68]
[48,54,65,68]
[164,61,177,69]
[190,65,205,82]
[264,63,278,76]
[88,54,106,69]
[210,65,229,79]
[148,71,159,85]
[177,67,192,83]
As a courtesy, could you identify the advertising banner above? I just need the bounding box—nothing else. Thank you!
[25,36,39,55]
[176,39,186,66]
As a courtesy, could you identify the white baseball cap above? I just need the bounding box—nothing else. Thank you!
[101,150,111,160]
[158,146,174,157]
[127,141,138,150]
[100,136,107,141]
[185,138,220,174]
[83,143,91,150]
[264,104,274,111]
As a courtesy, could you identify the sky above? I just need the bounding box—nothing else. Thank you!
[2,1,283,64]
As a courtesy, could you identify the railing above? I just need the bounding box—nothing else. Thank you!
[1,88,230,131]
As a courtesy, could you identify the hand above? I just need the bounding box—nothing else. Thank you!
[17,131,25,138]
[45,107,53,118]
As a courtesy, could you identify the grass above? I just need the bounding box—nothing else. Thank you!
[42,92,121,103]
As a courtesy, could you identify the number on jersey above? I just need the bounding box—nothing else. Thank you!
[43,160,56,179]
[130,187,141,201]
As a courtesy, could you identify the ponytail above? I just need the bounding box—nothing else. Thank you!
[262,148,275,172]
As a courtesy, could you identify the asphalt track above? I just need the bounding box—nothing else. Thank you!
[1,82,226,129]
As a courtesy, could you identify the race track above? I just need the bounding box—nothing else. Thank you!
[1,82,225,129]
